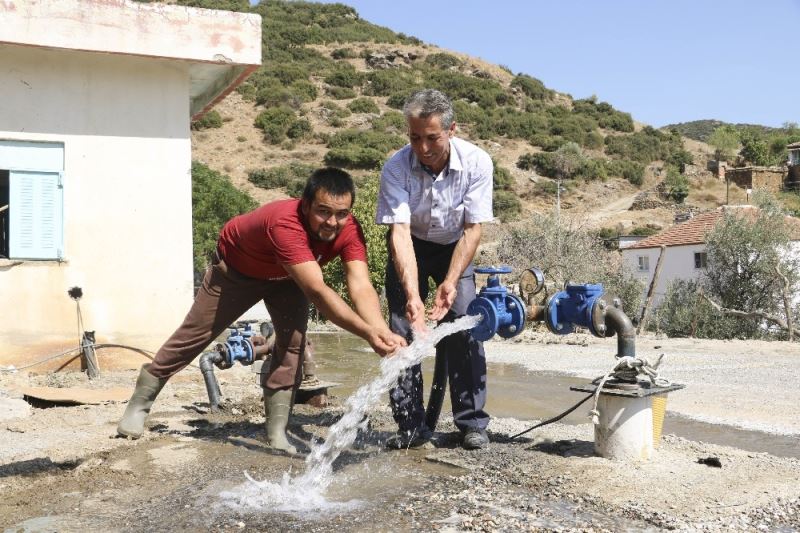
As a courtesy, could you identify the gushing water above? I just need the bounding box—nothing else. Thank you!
[219,315,479,517]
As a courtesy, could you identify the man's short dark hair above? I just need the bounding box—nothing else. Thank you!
[302,167,356,205]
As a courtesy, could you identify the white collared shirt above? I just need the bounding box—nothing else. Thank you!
[376,137,494,245]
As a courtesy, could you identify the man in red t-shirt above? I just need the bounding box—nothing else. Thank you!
[117,168,405,454]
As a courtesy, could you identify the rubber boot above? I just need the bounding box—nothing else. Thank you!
[117,365,168,439]
[263,388,297,455]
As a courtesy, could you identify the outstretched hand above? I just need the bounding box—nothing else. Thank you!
[405,296,429,333]
[368,328,407,357]
[428,281,457,322]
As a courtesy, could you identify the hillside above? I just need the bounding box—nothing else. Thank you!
[188,0,740,236]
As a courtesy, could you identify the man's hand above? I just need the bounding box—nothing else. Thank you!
[429,281,457,321]
[367,328,407,357]
[405,296,428,333]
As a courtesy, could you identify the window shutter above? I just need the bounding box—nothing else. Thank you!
[9,170,63,260]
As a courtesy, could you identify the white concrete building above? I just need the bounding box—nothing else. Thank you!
[0,0,261,368]
[622,206,800,311]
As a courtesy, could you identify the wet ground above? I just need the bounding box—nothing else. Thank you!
[2,331,800,532]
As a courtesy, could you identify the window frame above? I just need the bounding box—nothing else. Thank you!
[0,140,65,261]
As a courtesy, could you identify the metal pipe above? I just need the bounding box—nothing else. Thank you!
[604,306,636,358]
[199,350,224,412]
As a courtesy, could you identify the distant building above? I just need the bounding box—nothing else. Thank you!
[621,206,800,309]
[0,0,261,368]
[724,166,786,194]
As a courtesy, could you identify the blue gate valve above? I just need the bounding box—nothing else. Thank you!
[546,283,605,335]
[467,266,527,341]
[216,324,256,369]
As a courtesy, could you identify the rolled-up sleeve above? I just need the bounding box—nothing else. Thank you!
[464,151,494,223]
[376,153,411,225]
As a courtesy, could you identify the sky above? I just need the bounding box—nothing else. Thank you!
[304,0,800,129]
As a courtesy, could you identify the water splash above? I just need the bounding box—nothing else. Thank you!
[219,315,479,516]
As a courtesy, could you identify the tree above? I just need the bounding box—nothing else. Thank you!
[552,141,585,181]
[707,125,739,162]
[702,192,799,339]
[664,166,689,204]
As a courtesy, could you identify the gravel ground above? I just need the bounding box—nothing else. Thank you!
[1,330,799,532]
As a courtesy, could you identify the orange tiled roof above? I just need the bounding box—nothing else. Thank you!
[627,207,800,250]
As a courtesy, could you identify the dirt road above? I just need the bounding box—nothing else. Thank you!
[1,331,799,532]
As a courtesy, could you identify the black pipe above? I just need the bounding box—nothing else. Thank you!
[199,351,224,412]
[604,306,636,358]
[424,350,448,432]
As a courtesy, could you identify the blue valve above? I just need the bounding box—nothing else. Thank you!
[219,324,256,367]
[468,266,526,341]
[546,283,605,335]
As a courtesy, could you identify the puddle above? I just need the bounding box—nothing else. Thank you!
[308,332,800,459]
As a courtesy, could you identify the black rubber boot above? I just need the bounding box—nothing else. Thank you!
[117,365,168,439]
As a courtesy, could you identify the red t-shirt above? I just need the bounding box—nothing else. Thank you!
[217,198,368,280]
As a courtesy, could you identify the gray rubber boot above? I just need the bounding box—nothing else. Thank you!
[263,388,297,455]
[117,365,168,439]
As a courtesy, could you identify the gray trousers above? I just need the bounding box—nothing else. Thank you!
[386,234,489,434]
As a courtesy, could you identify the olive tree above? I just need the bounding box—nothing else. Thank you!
[701,192,799,339]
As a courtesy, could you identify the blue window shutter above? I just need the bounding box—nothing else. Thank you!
[9,170,63,260]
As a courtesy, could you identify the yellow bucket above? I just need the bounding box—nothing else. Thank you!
[651,394,667,447]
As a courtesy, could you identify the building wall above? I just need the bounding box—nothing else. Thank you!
[725,167,786,193]
[0,45,194,366]
[623,244,707,310]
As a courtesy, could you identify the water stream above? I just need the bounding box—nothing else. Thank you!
[219,315,480,516]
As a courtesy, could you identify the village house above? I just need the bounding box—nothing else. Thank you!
[621,206,800,310]
[0,0,261,367]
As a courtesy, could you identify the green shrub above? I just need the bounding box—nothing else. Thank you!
[493,190,521,221]
[287,118,312,140]
[236,83,257,102]
[331,47,356,59]
[324,146,386,170]
[324,63,364,88]
[247,162,315,191]
[492,159,513,190]
[386,90,415,109]
[364,69,419,96]
[371,111,406,133]
[510,74,552,100]
[254,106,298,144]
[347,97,380,114]
[326,86,357,99]
[191,110,223,130]
[630,226,659,236]
[607,159,645,185]
[327,129,407,153]
[192,161,257,277]
[664,166,689,203]
[423,69,508,108]
[654,279,742,338]
[424,52,462,69]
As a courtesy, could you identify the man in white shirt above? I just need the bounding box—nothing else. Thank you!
[376,89,494,450]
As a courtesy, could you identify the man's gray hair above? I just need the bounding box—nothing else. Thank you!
[403,89,455,130]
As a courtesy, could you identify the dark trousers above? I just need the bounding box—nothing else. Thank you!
[386,235,489,433]
[147,254,309,391]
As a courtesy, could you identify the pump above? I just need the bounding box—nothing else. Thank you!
[461,265,684,461]
[199,322,272,412]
